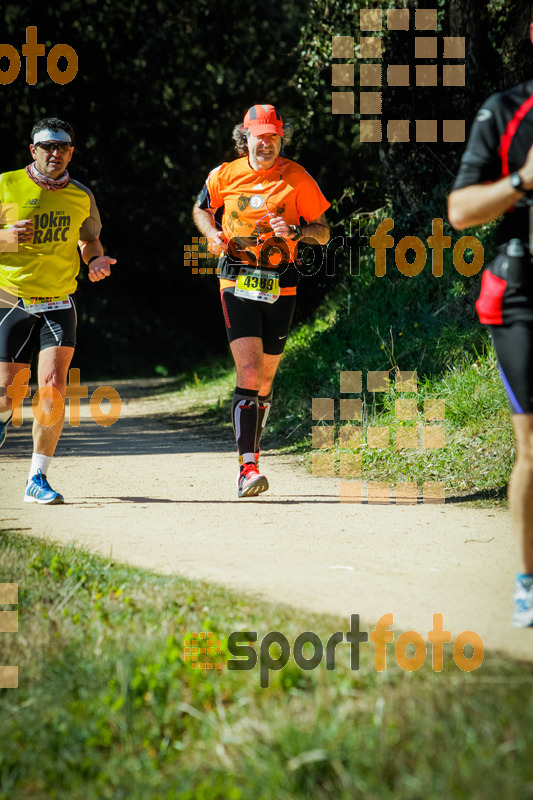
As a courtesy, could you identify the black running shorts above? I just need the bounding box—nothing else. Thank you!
[220,287,296,356]
[490,322,533,413]
[0,295,77,363]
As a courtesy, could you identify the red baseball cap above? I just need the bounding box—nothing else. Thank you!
[243,104,284,137]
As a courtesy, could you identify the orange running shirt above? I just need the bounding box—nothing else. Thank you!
[199,156,330,292]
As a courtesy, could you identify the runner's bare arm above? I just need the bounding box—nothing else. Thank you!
[268,213,330,244]
[300,213,329,244]
[7,219,34,243]
[449,181,528,229]
[192,205,227,255]
[79,237,117,282]
[448,141,533,229]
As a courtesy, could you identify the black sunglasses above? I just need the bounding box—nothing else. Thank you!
[35,142,72,153]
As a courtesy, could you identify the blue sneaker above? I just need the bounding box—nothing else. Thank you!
[512,574,533,627]
[24,469,64,505]
[0,414,10,448]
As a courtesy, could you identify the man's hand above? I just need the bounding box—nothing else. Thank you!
[207,230,227,256]
[268,214,291,238]
[88,255,116,282]
[10,219,34,243]
[269,213,330,244]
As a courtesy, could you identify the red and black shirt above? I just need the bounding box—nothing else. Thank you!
[453,79,533,244]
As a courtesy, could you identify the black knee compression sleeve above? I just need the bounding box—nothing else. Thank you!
[232,387,259,463]
[255,388,273,451]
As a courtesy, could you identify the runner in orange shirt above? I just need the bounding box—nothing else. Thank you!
[193,104,330,497]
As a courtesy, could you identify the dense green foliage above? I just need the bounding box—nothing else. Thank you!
[1,0,313,374]
[2,0,529,377]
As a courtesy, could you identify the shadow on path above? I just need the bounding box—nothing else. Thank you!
[2,408,235,460]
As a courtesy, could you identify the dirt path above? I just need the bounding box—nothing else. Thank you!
[1,379,531,662]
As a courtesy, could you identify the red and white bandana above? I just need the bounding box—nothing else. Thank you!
[25,162,70,192]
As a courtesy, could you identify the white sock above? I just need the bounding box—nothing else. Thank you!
[0,409,11,423]
[28,453,52,480]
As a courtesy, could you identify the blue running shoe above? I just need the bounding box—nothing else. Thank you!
[24,469,64,505]
[512,574,533,627]
[0,414,11,449]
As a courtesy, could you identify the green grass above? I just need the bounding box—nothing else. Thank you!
[296,344,514,503]
[0,531,532,799]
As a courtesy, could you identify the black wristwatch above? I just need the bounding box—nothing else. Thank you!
[510,172,525,193]
[290,224,303,240]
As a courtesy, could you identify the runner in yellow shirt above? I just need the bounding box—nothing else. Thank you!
[0,118,116,504]
[193,104,330,497]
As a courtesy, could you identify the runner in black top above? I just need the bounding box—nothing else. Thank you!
[449,22,533,626]
[452,79,533,246]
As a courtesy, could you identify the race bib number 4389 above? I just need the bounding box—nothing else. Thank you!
[234,267,280,304]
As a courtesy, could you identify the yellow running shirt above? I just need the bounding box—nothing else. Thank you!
[0,168,102,299]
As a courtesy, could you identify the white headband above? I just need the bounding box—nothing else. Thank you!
[33,129,72,145]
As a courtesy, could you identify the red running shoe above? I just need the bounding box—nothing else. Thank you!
[237,462,269,498]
